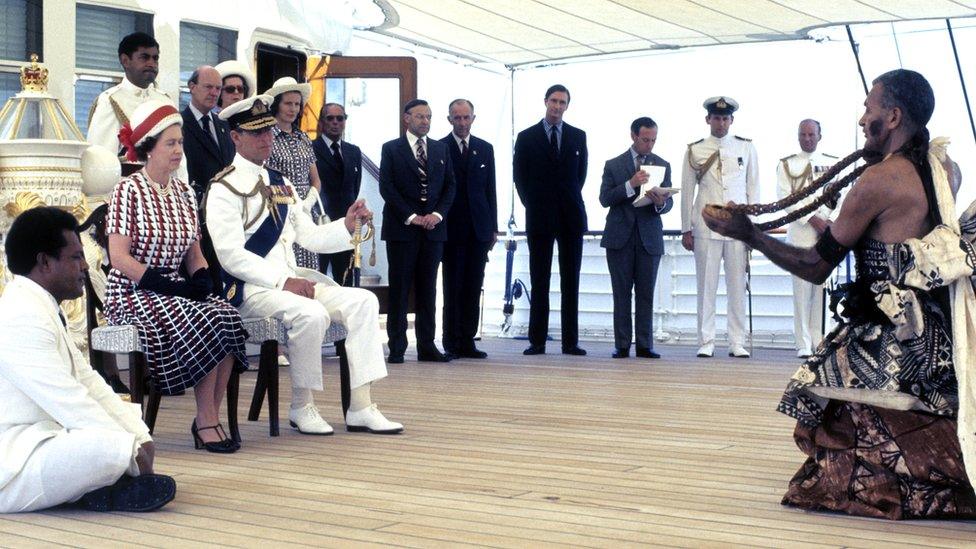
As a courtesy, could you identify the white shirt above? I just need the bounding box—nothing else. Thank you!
[403,131,442,225]
[188,102,218,143]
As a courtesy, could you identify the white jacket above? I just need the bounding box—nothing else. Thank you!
[775,150,839,247]
[86,76,173,155]
[0,277,150,491]
[204,154,353,300]
[680,134,760,240]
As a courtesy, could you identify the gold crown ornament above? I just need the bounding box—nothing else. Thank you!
[20,53,49,93]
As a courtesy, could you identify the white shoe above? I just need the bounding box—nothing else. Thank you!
[345,404,403,434]
[288,404,333,435]
[277,354,290,367]
[696,344,714,358]
[729,346,750,358]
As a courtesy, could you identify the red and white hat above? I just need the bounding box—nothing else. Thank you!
[117,100,182,162]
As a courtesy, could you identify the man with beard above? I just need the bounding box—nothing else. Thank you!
[702,70,976,519]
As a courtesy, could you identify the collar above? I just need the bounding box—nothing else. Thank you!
[324,136,342,149]
[542,119,563,135]
[188,102,213,123]
[797,150,813,160]
[120,76,156,99]
[405,131,426,151]
[705,134,734,146]
[231,152,266,181]
[630,147,644,162]
[452,132,471,149]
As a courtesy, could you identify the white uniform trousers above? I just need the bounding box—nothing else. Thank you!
[238,284,387,391]
[0,428,134,513]
[694,238,747,349]
[792,275,824,353]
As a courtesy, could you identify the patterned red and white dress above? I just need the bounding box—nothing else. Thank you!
[105,171,248,395]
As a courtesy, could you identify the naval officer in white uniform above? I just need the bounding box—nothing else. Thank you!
[86,32,172,156]
[205,95,402,436]
[680,96,759,358]
[776,119,838,357]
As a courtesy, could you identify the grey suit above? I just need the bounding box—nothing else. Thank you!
[599,149,673,350]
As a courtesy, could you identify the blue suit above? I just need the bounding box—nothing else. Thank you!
[599,149,672,350]
[181,107,235,202]
[513,120,588,348]
[313,137,362,283]
[379,135,456,357]
[439,133,497,353]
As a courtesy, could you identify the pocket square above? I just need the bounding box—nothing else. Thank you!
[479,164,485,168]
[440,159,445,164]
[575,150,580,155]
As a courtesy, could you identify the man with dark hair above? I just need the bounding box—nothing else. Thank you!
[379,99,456,363]
[87,31,171,156]
[513,84,588,356]
[182,65,236,201]
[680,96,759,358]
[439,98,497,359]
[314,102,362,283]
[703,70,976,519]
[599,117,673,359]
[206,95,402,435]
[0,207,176,513]
[776,119,838,358]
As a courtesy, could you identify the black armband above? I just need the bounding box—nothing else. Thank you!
[814,227,850,267]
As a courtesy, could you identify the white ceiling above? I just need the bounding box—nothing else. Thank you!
[370,0,976,66]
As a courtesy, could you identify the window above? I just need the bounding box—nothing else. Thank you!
[0,71,20,106]
[0,0,42,63]
[179,22,236,85]
[74,4,152,137]
[75,3,152,72]
[73,77,114,137]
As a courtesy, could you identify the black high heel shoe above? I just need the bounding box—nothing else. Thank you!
[191,420,238,453]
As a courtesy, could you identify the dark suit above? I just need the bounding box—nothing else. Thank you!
[439,133,497,354]
[513,120,588,348]
[379,134,456,357]
[313,137,362,284]
[181,106,235,201]
[599,149,672,350]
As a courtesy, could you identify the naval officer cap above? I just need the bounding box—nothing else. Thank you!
[703,96,739,115]
[218,94,276,131]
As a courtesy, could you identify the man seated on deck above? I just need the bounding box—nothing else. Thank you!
[0,207,176,513]
[702,69,976,519]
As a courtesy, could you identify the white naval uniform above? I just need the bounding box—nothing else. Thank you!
[776,150,837,354]
[680,134,759,350]
[86,76,173,155]
[205,154,387,392]
[0,277,151,513]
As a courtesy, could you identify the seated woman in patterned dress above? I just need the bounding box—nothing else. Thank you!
[265,77,322,270]
[702,69,976,519]
[105,100,248,454]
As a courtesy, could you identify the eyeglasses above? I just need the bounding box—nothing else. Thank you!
[222,85,245,94]
[324,114,347,122]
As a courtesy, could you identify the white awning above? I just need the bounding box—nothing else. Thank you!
[370,0,976,66]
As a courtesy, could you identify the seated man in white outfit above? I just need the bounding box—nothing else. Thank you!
[0,207,176,513]
[205,95,402,436]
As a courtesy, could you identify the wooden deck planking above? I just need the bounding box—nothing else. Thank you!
[3,339,976,548]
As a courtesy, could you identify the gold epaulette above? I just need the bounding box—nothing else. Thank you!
[687,138,704,147]
[780,154,797,162]
[108,94,129,126]
[734,135,751,142]
[210,166,236,185]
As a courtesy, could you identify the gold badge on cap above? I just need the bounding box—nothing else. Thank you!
[716,98,728,109]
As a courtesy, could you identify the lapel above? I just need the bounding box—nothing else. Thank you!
[397,136,424,180]
[186,109,221,159]
[534,121,558,162]
[465,136,480,173]
[340,141,358,180]
[15,277,78,374]
[316,137,339,172]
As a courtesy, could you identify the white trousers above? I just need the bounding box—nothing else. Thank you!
[792,275,824,352]
[0,428,134,513]
[238,284,387,392]
[694,238,747,348]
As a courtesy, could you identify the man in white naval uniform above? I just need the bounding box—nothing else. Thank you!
[0,208,175,513]
[86,32,171,156]
[205,95,402,436]
[776,119,838,357]
[680,96,759,358]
